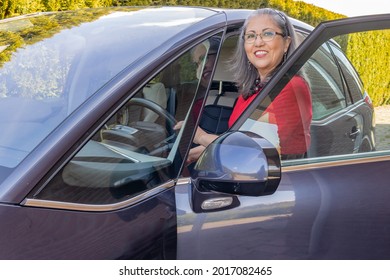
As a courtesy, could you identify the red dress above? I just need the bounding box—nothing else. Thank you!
[228,76,312,156]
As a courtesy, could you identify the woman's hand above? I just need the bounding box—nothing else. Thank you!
[174,122,218,164]
[187,145,206,164]
[173,120,184,130]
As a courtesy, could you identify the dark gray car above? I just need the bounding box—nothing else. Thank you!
[0,6,388,259]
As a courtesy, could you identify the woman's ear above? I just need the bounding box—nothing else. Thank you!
[284,36,292,53]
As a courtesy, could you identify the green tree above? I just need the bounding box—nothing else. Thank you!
[346,30,390,106]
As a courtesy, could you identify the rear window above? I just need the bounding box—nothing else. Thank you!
[329,44,365,102]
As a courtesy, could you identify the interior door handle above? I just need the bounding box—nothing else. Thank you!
[349,127,360,140]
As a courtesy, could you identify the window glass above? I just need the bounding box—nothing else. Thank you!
[329,43,364,103]
[240,29,390,164]
[332,30,390,153]
[200,35,239,135]
[307,44,347,120]
[30,36,221,205]
[240,45,350,159]
[240,71,312,160]
[0,8,215,173]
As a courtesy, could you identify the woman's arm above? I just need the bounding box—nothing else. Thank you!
[193,126,218,147]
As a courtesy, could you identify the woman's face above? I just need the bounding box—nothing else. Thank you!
[244,15,291,80]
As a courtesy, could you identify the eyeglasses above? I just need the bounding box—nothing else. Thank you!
[243,30,285,44]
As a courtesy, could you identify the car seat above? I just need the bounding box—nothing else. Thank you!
[142,82,167,122]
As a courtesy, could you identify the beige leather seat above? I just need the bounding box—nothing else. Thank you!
[142,82,167,122]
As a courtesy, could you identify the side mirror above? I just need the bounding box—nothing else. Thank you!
[191,131,281,197]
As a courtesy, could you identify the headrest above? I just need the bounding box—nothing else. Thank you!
[142,82,167,122]
[213,36,236,83]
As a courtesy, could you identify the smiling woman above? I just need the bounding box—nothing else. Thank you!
[187,8,312,162]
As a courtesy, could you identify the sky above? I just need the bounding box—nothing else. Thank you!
[297,0,390,17]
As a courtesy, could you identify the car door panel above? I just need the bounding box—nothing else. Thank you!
[0,188,176,259]
[177,158,390,259]
[306,160,390,259]
[176,173,319,259]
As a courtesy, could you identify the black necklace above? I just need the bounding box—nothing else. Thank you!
[245,77,267,99]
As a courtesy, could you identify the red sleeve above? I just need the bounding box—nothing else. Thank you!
[228,94,256,128]
[265,76,312,155]
[192,98,203,120]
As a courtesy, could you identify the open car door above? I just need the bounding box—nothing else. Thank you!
[177,14,390,259]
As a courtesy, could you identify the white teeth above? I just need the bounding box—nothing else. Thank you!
[255,50,267,55]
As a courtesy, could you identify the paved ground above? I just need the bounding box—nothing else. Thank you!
[374,105,390,151]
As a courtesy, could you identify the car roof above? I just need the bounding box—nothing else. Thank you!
[0,7,220,65]
[1,6,313,37]
[0,7,313,67]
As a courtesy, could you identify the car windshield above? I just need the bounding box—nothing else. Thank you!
[0,7,215,170]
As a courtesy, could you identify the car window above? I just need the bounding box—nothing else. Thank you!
[0,8,216,174]
[329,43,365,103]
[28,37,221,206]
[239,28,389,162]
[307,44,347,120]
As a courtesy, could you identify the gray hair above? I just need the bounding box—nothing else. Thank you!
[230,8,300,96]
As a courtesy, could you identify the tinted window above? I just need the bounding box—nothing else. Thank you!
[329,43,365,103]
[307,44,347,120]
[29,38,221,205]
[239,31,387,160]
[242,29,390,164]
[0,7,214,172]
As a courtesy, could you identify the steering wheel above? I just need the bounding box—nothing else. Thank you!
[101,97,177,152]
[128,97,177,130]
